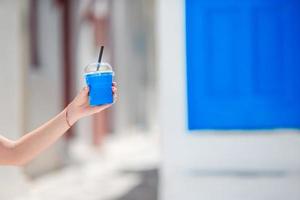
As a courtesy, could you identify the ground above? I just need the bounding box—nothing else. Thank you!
[12,132,300,200]
[14,132,160,200]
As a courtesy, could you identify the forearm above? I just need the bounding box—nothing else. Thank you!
[0,85,116,166]
[11,109,75,166]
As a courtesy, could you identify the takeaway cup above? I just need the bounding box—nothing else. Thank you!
[84,62,114,106]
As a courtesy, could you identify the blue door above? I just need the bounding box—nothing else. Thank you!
[186,0,300,130]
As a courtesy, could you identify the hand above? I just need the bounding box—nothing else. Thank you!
[66,82,117,125]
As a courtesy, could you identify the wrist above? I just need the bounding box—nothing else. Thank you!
[65,105,80,126]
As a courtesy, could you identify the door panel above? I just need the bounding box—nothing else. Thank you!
[186,0,300,129]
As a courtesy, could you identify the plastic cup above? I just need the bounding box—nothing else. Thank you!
[84,62,114,106]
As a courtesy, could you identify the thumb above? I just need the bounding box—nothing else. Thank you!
[82,86,89,96]
[74,86,89,104]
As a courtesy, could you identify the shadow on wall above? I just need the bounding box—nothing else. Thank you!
[116,169,158,200]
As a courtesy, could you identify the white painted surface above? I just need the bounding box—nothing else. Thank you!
[156,0,300,199]
[0,0,29,199]
[0,0,24,139]
[24,0,66,176]
[112,0,157,133]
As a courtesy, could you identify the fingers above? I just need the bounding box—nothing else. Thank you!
[86,104,112,115]
[112,82,117,96]
[112,82,118,102]
[113,91,118,103]
[112,86,117,94]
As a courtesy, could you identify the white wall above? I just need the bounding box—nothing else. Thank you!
[112,0,157,133]
[156,0,300,199]
[0,0,29,199]
[24,0,66,177]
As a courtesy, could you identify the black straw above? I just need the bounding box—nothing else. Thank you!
[97,46,104,71]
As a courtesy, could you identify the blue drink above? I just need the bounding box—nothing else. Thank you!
[84,63,114,106]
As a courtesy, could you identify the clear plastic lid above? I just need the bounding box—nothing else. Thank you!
[84,62,114,75]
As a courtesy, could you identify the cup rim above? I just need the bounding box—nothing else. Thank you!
[84,71,115,76]
[84,62,114,75]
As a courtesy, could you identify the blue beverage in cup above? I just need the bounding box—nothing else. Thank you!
[84,63,114,106]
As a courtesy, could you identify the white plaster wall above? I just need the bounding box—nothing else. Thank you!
[112,0,132,133]
[156,0,300,199]
[112,0,158,134]
[0,0,29,199]
[24,0,66,176]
